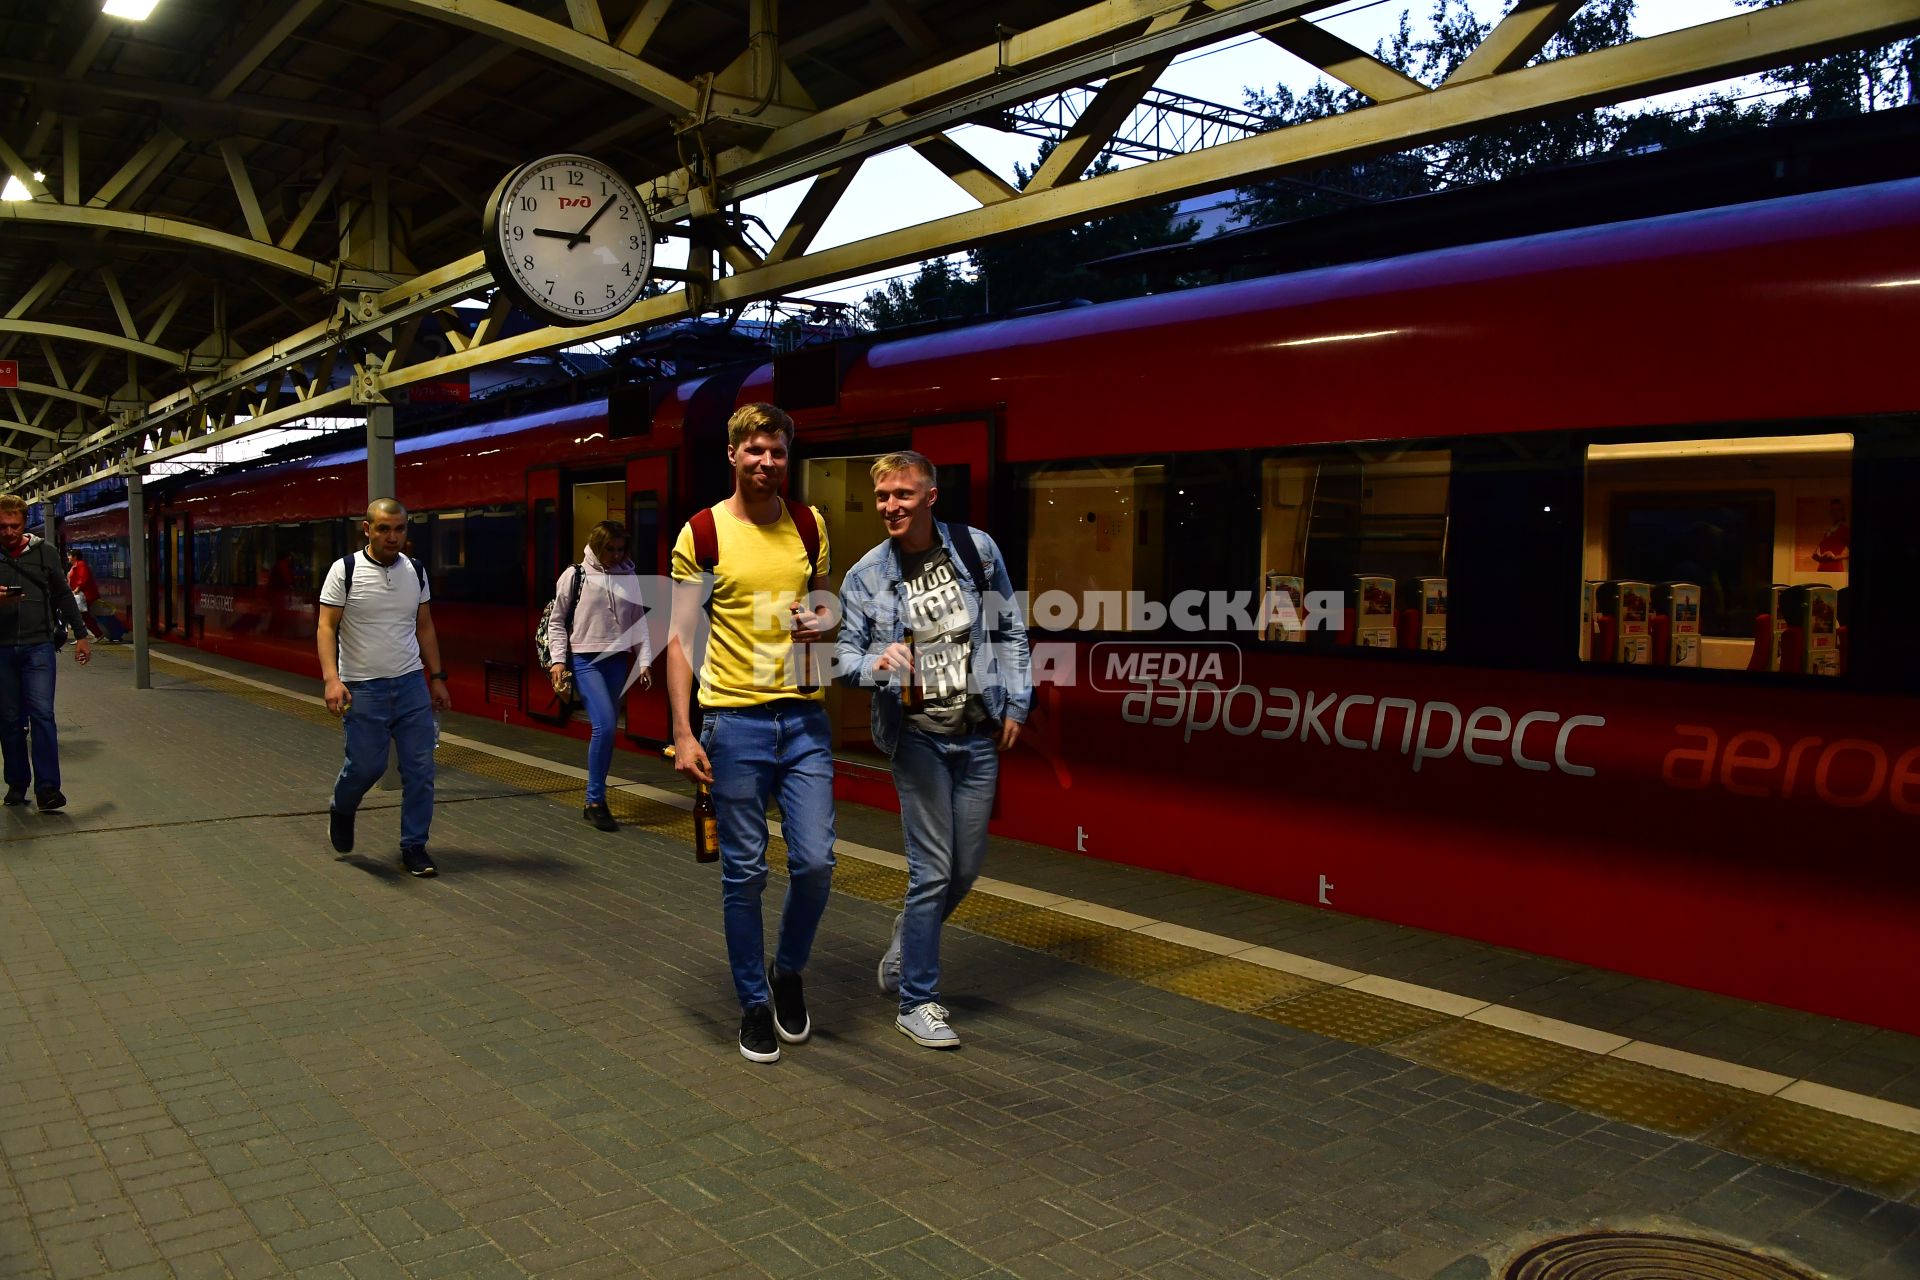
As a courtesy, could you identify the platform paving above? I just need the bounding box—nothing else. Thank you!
[3,643,1918,1279]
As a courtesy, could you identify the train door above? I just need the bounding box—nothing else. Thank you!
[911,417,992,531]
[623,455,670,742]
[159,514,190,636]
[526,467,567,723]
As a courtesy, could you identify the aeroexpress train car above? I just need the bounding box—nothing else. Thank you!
[65,176,1920,1034]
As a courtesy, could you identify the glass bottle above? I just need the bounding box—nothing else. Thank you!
[899,629,920,710]
[791,602,818,694]
[694,781,719,863]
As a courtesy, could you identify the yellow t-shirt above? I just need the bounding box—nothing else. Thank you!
[671,502,831,707]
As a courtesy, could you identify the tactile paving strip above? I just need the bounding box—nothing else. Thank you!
[1723,1097,1920,1200]
[137,649,1920,1202]
[1144,956,1323,1012]
[1253,986,1454,1045]
[1540,1057,1750,1138]
[1393,1020,1593,1093]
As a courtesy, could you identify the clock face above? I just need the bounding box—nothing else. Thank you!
[485,154,652,327]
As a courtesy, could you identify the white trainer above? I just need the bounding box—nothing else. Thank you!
[895,1002,960,1050]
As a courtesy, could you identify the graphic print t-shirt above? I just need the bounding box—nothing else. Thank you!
[900,544,984,736]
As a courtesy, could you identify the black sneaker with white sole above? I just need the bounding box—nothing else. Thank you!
[770,968,810,1044]
[401,846,436,877]
[739,1004,779,1063]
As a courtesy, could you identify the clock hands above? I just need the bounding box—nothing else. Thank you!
[562,197,616,249]
[530,227,578,241]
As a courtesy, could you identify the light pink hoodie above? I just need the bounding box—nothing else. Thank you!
[546,547,652,667]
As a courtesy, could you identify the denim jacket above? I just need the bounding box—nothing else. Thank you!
[834,524,1031,757]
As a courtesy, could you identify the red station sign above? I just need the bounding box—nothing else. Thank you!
[0,359,17,389]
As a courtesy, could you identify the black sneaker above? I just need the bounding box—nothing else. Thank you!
[3,787,25,806]
[35,789,66,812]
[328,806,354,853]
[582,802,618,833]
[739,1004,779,1064]
[770,968,810,1045]
[401,847,436,878]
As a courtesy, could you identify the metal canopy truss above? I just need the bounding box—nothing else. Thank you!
[2,0,1916,498]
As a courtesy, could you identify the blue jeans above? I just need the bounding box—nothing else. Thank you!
[700,701,836,1010]
[332,674,436,852]
[571,652,631,806]
[893,726,998,1012]
[0,643,60,794]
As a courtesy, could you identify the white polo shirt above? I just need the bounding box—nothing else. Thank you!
[319,551,431,681]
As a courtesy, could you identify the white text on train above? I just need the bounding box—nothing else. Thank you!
[1118,677,1605,777]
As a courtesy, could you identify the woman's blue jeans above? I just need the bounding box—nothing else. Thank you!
[571,652,631,806]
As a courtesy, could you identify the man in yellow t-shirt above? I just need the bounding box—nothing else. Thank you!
[667,402,836,1065]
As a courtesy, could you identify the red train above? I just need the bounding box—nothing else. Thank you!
[65,177,1920,1034]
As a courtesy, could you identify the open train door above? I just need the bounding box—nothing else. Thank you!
[623,454,672,743]
[524,465,570,725]
[911,416,993,532]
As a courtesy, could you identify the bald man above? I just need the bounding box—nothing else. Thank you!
[316,498,453,876]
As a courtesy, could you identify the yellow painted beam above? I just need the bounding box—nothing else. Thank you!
[0,202,340,284]
[363,0,700,115]
[0,321,182,366]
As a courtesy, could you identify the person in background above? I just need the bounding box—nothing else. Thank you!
[546,519,653,832]
[67,549,109,642]
[0,494,91,812]
[316,498,452,877]
[834,452,1030,1050]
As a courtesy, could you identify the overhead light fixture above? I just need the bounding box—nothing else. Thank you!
[1587,433,1853,462]
[102,0,160,18]
[1,170,45,201]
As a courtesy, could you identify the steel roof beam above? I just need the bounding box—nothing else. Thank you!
[0,321,186,367]
[362,0,702,115]
[0,202,378,287]
[1254,17,1429,102]
[1447,0,1589,85]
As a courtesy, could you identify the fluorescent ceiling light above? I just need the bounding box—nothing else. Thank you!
[1,170,44,201]
[1588,433,1853,462]
[102,0,159,18]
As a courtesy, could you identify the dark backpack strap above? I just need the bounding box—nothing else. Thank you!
[409,554,425,593]
[690,507,719,573]
[564,561,585,627]
[784,498,821,581]
[944,523,989,598]
[338,552,355,601]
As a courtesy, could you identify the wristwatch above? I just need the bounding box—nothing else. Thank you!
[429,671,447,681]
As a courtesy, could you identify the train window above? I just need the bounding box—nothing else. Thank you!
[194,530,220,585]
[1260,448,1450,650]
[1023,462,1167,632]
[226,527,260,589]
[428,506,524,606]
[1581,432,1852,674]
[628,492,660,578]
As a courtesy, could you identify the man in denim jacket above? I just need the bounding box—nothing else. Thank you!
[835,451,1031,1049]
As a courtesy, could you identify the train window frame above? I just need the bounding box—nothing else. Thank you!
[1247,441,1455,660]
[1574,421,1860,688]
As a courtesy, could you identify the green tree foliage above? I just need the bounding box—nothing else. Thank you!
[858,142,1199,331]
[1233,0,1915,228]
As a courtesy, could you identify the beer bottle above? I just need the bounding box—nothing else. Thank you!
[899,630,920,710]
[791,603,818,695]
[693,780,719,863]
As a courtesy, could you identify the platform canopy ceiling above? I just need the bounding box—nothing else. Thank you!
[3,0,1917,498]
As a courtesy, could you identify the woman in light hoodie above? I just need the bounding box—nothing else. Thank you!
[546,520,653,831]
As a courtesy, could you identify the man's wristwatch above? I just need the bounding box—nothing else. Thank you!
[429,671,447,681]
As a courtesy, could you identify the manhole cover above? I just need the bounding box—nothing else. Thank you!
[1505,1231,1818,1279]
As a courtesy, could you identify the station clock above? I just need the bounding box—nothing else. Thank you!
[482,154,653,327]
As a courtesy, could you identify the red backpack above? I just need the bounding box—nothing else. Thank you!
[688,499,821,580]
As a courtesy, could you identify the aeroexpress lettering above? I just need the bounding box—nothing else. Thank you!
[1118,677,1605,778]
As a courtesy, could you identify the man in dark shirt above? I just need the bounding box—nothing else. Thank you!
[0,494,92,811]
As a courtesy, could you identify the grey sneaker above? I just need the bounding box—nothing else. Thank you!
[895,1002,959,1050]
[877,912,903,995]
